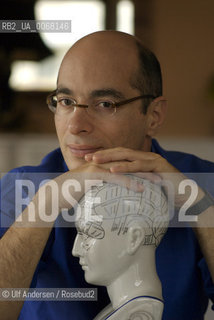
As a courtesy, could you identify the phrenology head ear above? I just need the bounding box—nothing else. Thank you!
[126,222,146,255]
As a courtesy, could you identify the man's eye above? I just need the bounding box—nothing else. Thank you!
[97,101,114,109]
[58,98,75,106]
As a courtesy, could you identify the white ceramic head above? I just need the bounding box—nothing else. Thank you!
[72,177,169,288]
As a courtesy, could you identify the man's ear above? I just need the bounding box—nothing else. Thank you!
[146,96,167,137]
[127,225,145,255]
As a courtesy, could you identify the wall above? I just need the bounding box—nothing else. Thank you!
[153,0,214,137]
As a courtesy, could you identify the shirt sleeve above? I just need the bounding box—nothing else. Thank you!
[0,170,35,238]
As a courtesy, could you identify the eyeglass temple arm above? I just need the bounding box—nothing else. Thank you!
[115,95,156,107]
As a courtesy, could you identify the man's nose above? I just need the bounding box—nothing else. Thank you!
[72,234,82,257]
[67,107,93,135]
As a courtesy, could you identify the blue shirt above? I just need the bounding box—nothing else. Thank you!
[1,139,214,320]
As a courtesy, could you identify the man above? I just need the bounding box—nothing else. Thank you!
[0,30,214,320]
[72,178,169,319]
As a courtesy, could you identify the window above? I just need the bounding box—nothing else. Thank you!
[10,0,135,91]
[117,0,134,35]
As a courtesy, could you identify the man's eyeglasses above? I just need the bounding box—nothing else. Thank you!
[46,91,156,117]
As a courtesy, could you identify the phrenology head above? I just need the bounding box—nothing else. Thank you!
[72,177,169,286]
[54,31,166,170]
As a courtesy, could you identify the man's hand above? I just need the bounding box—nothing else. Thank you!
[43,159,144,214]
[85,147,180,179]
[85,147,204,208]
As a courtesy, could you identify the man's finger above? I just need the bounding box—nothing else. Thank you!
[85,148,156,163]
[94,171,144,192]
[109,159,157,173]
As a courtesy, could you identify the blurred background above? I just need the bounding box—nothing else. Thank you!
[0,1,214,317]
[0,0,214,173]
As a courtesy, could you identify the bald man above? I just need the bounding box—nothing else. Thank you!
[0,31,214,320]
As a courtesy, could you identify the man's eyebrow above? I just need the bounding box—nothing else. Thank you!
[55,87,125,100]
[56,87,73,95]
[90,89,125,100]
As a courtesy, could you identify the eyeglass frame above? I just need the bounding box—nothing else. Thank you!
[46,90,157,115]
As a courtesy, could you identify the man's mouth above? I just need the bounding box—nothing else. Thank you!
[68,145,102,158]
